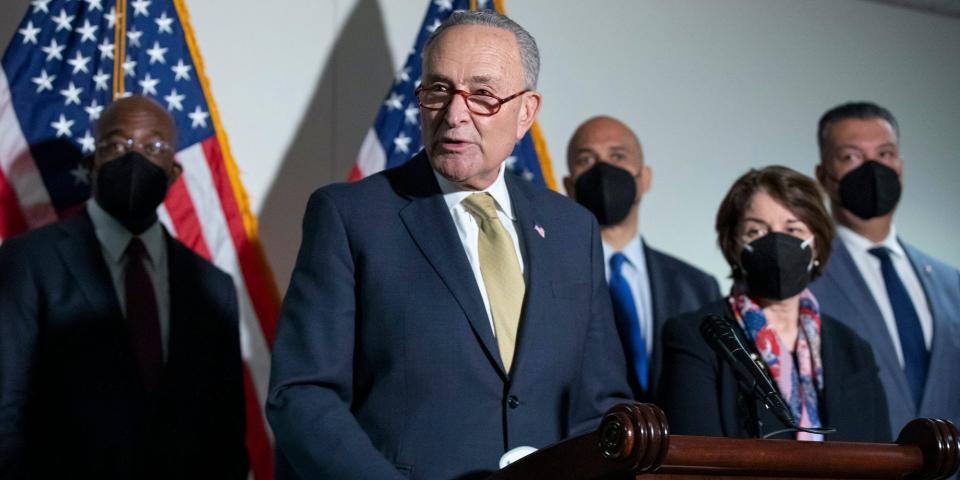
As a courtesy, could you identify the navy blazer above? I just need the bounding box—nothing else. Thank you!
[0,211,247,479]
[642,244,721,401]
[658,299,891,443]
[810,238,960,439]
[267,153,632,480]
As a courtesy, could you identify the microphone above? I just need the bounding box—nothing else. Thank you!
[699,314,797,429]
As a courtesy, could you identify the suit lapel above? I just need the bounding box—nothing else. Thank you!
[396,154,505,376]
[900,241,949,412]
[643,244,667,386]
[57,211,143,391]
[826,240,913,407]
[819,318,847,429]
[163,236,190,390]
[504,174,549,379]
[57,211,124,320]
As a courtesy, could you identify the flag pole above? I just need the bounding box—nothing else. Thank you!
[112,0,127,99]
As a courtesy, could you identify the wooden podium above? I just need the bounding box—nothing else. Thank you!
[489,403,959,480]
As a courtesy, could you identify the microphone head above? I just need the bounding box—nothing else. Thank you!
[699,314,724,340]
[698,313,797,428]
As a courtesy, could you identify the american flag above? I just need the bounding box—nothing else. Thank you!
[349,0,557,189]
[0,1,278,478]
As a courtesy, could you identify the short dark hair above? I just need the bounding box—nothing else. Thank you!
[817,102,899,157]
[716,165,834,282]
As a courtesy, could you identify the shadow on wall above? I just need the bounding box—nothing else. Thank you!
[0,0,29,45]
[258,0,395,295]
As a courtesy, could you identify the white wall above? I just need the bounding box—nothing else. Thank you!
[3,0,958,293]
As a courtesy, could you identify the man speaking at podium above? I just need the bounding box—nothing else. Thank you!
[266,10,632,480]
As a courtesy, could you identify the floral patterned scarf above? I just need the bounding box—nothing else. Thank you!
[729,289,825,441]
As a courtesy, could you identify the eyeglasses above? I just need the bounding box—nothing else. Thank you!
[414,85,529,116]
[96,138,174,157]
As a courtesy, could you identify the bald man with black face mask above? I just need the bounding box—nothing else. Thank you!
[563,115,721,402]
[0,96,247,479]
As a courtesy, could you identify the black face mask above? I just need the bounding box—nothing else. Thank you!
[838,160,901,220]
[740,232,814,301]
[95,151,170,234]
[573,162,637,226]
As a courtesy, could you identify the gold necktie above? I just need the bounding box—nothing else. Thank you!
[462,193,525,372]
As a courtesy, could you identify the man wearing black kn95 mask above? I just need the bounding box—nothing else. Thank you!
[810,101,960,445]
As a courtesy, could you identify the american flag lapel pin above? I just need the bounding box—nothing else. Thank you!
[534,224,545,239]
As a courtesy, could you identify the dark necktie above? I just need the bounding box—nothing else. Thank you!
[869,246,928,408]
[609,253,649,392]
[125,237,163,392]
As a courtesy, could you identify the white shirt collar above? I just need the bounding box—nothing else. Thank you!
[836,224,905,259]
[433,162,515,221]
[603,233,645,268]
[87,198,165,266]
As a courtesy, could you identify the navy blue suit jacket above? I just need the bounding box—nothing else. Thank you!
[642,244,721,401]
[0,211,247,479]
[266,153,632,480]
[659,299,891,443]
[810,238,960,439]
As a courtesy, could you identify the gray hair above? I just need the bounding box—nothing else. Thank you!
[423,9,540,89]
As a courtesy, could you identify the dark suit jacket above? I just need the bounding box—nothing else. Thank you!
[641,244,721,401]
[0,211,247,479]
[810,238,960,439]
[266,153,632,480]
[658,299,891,443]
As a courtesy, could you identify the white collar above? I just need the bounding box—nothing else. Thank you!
[87,198,165,266]
[603,233,645,267]
[836,224,905,259]
[433,162,515,221]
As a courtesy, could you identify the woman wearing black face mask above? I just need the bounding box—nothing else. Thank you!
[657,166,890,443]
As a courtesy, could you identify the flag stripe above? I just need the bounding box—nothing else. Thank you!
[173,0,280,345]
[200,138,279,345]
[0,70,57,232]
[163,177,213,260]
[179,138,275,446]
[0,167,27,238]
[171,4,279,473]
[352,128,387,182]
[243,365,275,480]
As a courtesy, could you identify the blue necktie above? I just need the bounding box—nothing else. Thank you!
[869,247,929,408]
[609,253,649,392]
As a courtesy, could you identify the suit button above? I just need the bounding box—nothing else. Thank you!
[508,395,520,409]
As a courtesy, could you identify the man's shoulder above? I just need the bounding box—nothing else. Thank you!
[662,299,727,340]
[506,172,592,218]
[899,239,959,277]
[166,235,233,287]
[309,155,429,208]
[644,243,717,285]
[0,212,89,256]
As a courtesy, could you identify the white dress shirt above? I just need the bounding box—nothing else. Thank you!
[88,199,171,360]
[434,165,524,336]
[603,234,653,357]
[836,224,933,367]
